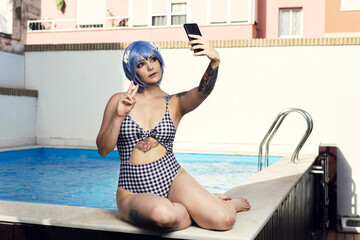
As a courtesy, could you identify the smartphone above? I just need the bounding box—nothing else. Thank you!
[183,23,202,53]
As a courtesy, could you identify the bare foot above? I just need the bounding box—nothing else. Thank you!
[215,194,251,212]
[231,197,251,212]
[215,194,232,201]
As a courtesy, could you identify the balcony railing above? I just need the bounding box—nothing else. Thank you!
[27,17,129,32]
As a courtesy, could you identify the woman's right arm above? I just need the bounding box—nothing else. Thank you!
[96,82,138,157]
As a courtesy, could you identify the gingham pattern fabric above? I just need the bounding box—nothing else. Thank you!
[117,95,181,198]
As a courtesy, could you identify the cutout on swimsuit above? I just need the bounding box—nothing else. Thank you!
[130,137,167,165]
[135,137,159,153]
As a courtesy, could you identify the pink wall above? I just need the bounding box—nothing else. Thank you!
[41,0,77,20]
[325,0,360,33]
[26,25,255,45]
[256,0,267,38]
[106,0,128,17]
[41,0,128,21]
[263,0,325,38]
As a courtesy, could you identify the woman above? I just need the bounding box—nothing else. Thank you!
[96,35,250,231]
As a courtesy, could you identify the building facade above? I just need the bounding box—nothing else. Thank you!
[0,0,40,52]
[1,0,360,47]
[26,0,257,44]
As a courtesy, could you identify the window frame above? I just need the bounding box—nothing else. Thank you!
[76,0,106,29]
[279,8,303,38]
[150,0,188,27]
[152,14,168,26]
[170,2,187,26]
[207,0,254,26]
[340,0,360,11]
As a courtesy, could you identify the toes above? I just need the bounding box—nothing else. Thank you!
[215,194,232,201]
[233,197,251,212]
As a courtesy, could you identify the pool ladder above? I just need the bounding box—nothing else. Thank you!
[258,108,313,172]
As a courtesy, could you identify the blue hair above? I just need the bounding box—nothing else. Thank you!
[122,41,164,92]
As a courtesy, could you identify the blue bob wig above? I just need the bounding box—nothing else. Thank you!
[122,41,164,92]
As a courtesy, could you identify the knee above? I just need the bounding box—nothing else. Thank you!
[210,210,236,230]
[149,205,177,228]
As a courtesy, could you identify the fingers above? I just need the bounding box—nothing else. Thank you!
[187,34,205,51]
[123,95,134,105]
[125,81,139,97]
[188,34,202,40]
[125,81,134,96]
[188,35,210,54]
[188,35,220,63]
[130,84,139,98]
[122,81,138,106]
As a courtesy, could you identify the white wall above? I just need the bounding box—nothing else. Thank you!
[25,50,125,146]
[0,51,25,88]
[0,51,36,147]
[0,95,37,146]
[24,44,360,217]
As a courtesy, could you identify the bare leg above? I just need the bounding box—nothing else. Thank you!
[168,170,251,230]
[116,188,192,230]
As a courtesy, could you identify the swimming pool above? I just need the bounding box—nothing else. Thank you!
[0,147,282,209]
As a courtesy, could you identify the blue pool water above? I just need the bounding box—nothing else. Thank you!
[0,148,282,209]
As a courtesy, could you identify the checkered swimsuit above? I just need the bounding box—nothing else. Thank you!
[117,95,181,198]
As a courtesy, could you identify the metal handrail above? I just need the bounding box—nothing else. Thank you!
[258,108,313,171]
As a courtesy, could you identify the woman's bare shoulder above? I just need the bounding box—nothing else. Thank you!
[109,92,125,101]
[104,92,125,110]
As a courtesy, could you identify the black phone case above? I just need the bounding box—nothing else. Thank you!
[183,23,202,53]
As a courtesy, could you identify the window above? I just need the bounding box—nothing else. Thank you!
[133,0,148,27]
[208,0,251,25]
[279,8,302,37]
[210,0,227,24]
[171,3,186,25]
[0,0,13,34]
[340,0,360,10]
[231,0,248,23]
[77,0,105,28]
[152,15,167,26]
[151,1,187,27]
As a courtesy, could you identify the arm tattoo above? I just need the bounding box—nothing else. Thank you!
[198,64,219,96]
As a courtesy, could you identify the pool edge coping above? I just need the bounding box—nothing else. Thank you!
[0,146,317,240]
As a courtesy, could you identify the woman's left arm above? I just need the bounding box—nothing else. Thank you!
[176,35,220,116]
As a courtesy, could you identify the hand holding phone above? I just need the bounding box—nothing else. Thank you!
[183,23,202,53]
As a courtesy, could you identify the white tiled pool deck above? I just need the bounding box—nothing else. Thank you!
[0,153,316,240]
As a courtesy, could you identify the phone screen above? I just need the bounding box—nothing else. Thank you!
[183,23,202,52]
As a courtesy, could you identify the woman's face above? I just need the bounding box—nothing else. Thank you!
[135,55,162,85]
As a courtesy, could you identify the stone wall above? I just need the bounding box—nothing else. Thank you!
[0,0,40,52]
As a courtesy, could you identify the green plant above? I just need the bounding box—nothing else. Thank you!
[56,0,64,11]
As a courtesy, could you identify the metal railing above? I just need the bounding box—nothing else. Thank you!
[258,108,313,171]
[27,17,129,32]
[310,153,330,236]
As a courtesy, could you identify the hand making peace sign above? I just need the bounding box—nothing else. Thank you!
[116,81,139,117]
